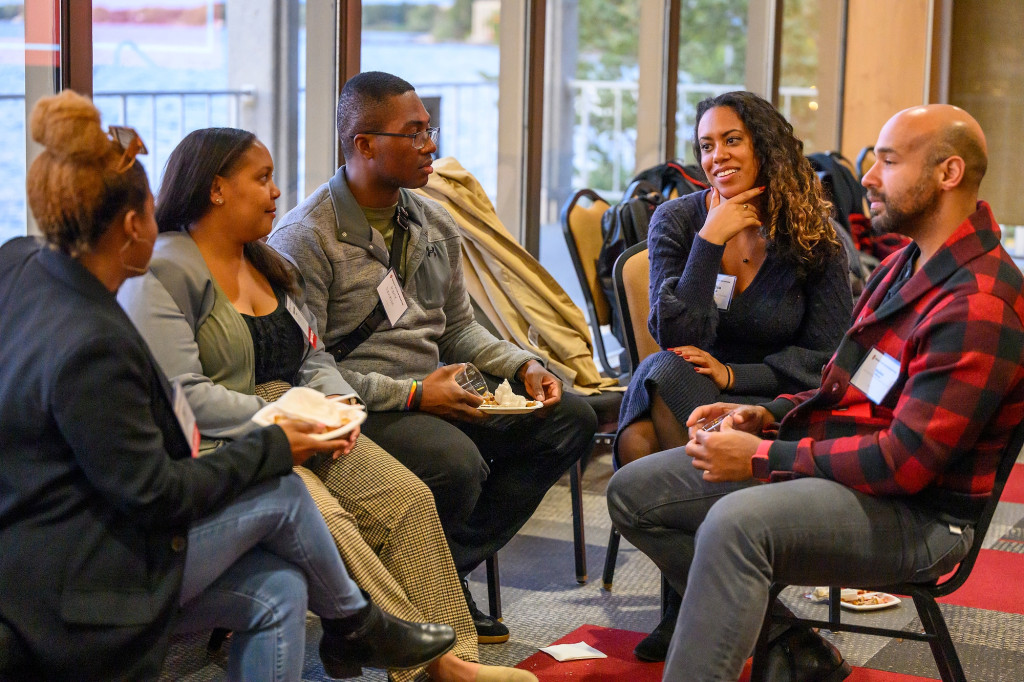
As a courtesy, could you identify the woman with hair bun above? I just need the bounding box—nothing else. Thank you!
[0,90,455,681]
[613,91,852,661]
[117,127,535,682]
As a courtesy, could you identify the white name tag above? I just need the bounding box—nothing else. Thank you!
[714,273,737,310]
[376,268,409,326]
[850,347,901,404]
[285,295,318,349]
[171,378,200,458]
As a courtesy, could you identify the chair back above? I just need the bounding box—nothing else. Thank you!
[927,418,1024,597]
[612,243,660,375]
[561,189,612,326]
[561,189,622,378]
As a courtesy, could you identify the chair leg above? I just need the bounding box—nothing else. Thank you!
[570,459,587,584]
[602,526,620,590]
[486,554,502,622]
[912,591,966,682]
[750,583,787,682]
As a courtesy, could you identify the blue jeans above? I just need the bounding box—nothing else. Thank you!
[607,447,972,681]
[173,473,367,682]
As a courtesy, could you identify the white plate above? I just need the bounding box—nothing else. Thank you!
[310,409,367,440]
[477,403,542,415]
[839,590,901,611]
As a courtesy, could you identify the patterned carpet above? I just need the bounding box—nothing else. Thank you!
[160,450,1024,681]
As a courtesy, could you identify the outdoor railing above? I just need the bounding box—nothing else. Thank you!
[569,80,819,196]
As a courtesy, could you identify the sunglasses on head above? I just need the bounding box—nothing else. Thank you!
[109,125,148,173]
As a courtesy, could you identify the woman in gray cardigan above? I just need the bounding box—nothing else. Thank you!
[118,128,535,682]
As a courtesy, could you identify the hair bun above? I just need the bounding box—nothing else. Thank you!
[30,89,112,161]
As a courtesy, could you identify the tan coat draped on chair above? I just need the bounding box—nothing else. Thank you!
[414,157,621,395]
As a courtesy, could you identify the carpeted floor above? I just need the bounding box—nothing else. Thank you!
[160,452,1024,681]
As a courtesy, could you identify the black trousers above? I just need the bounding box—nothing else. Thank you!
[362,378,597,575]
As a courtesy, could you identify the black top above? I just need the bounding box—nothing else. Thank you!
[242,288,305,384]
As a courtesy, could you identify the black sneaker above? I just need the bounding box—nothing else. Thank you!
[460,577,510,644]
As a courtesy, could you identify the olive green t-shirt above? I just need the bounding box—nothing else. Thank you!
[360,203,406,279]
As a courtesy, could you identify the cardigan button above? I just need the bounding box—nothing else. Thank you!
[171,536,187,552]
[341,231,348,237]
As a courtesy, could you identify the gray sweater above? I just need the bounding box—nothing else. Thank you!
[269,167,537,411]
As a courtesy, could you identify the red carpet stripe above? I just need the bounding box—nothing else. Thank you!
[936,548,1024,614]
[518,625,939,680]
[1000,464,1024,504]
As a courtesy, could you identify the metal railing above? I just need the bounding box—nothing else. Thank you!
[568,80,819,195]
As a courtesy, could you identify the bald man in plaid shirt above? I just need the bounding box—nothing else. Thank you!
[609,104,1024,682]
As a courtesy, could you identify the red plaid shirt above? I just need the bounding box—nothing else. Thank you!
[753,203,1024,522]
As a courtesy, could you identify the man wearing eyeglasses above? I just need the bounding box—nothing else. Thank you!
[270,71,597,645]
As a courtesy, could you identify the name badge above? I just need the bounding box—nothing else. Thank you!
[713,274,737,310]
[171,378,200,458]
[377,268,409,326]
[850,347,901,404]
[285,295,318,349]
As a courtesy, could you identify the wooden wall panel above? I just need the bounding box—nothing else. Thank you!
[841,0,931,160]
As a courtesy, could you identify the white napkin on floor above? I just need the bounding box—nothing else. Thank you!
[538,642,607,662]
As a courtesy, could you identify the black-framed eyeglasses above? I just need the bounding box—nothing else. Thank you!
[108,125,148,173]
[352,127,439,150]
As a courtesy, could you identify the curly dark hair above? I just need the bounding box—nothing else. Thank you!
[692,91,841,269]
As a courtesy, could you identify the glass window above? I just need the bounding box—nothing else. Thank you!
[92,0,307,206]
[542,0,641,208]
[779,0,828,152]
[537,0,643,373]
[675,0,750,162]
[360,0,502,199]
[1,2,61,243]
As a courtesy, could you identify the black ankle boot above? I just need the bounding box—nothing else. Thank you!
[319,595,456,679]
[633,585,681,662]
[764,626,852,682]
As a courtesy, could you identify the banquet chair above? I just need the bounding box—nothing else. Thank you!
[560,189,620,378]
[602,242,660,590]
[750,418,1024,682]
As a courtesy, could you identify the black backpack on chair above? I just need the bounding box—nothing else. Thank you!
[596,180,664,344]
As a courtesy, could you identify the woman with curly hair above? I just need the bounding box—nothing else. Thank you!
[614,91,852,661]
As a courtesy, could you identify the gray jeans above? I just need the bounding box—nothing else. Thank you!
[606,446,972,681]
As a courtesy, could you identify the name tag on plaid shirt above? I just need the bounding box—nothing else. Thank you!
[850,347,900,404]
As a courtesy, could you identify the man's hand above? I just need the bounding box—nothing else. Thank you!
[517,360,562,409]
[684,417,762,482]
[276,419,358,466]
[686,402,771,439]
[419,364,487,422]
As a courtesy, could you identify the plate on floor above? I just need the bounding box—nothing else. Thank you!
[477,403,542,415]
[839,589,901,611]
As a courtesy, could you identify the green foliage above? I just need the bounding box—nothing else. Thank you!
[433,0,473,42]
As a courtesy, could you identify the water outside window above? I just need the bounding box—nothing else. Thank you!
[360,0,501,201]
[0,1,60,243]
[91,0,306,211]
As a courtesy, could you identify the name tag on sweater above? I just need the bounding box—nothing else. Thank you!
[285,296,318,350]
[850,347,900,404]
[714,274,737,310]
[377,268,409,326]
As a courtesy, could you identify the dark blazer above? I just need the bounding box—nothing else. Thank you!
[0,238,294,681]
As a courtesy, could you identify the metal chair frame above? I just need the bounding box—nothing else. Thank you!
[750,420,1024,682]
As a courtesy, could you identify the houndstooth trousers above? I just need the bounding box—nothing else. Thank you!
[257,382,477,681]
